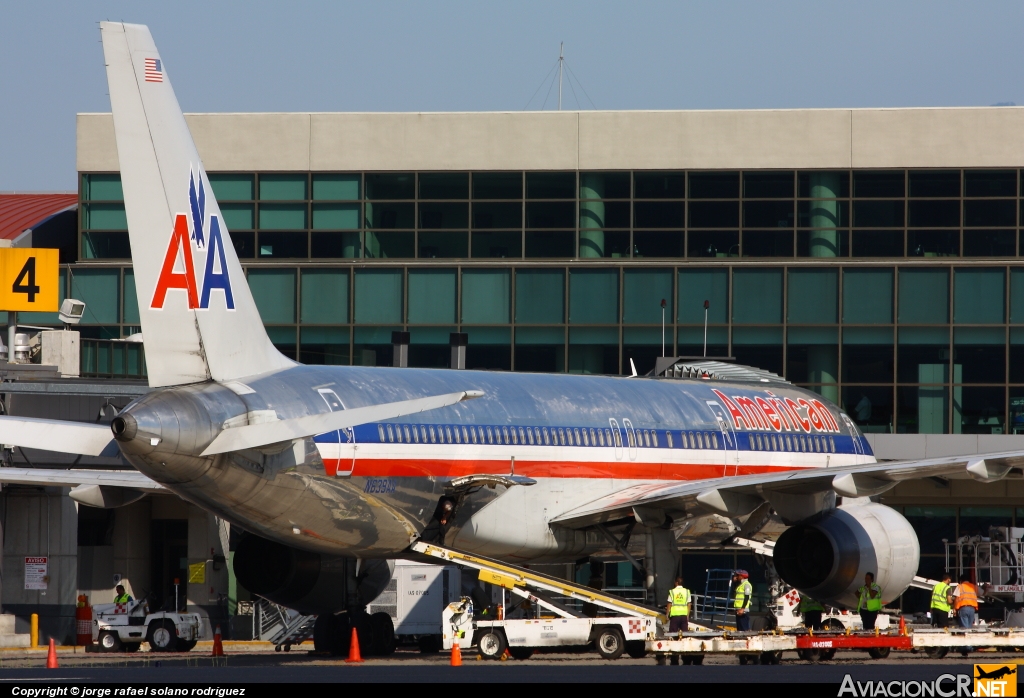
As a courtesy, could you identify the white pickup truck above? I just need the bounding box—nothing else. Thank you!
[443,598,654,660]
[92,600,202,652]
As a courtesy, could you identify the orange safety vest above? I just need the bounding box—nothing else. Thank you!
[953,582,979,610]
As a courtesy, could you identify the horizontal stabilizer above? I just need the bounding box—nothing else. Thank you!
[0,467,161,491]
[0,417,119,457]
[201,390,484,456]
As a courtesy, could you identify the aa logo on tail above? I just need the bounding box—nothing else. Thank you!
[151,167,235,311]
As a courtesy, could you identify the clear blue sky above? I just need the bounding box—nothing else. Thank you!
[3,0,1023,191]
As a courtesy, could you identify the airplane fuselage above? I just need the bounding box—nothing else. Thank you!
[114,364,875,561]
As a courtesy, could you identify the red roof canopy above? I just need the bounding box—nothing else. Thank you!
[0,193,77,242]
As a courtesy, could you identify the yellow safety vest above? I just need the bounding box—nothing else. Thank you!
[930,582,951,613]
[668,586,691,617]
[858,583,882,612]
[114,593,131,604]
[733,580,752,609]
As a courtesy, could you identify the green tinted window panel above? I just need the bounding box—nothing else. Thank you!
[678,325,728,345]
[954,268,1005,324]
[84,203,128,230]
[623,326,662,344]
[354,269,403,324]
[954,327,1004,345]
[515,326,564,344]
[1011,269,1024,324]
[301,326,350,343]
[569,269,618,324]
[208,174,254,201]
[788,269,838,324]
[312,174,360,201]
[843,268,894,324]
[408,269,456,324]
[898,268,949,324]
[220,204,254,230]
[732,268,782,324]
[70,268,121,324]
[678,269,728,324]
[623,269,672,324]
[300,269,349,324]
[515,269,564,324]
[19,272,66,325]
[259,204,307,230]
[122,269,139,325]
[733,326,784,345]
[82,174,124,201]
[464,326,511,345]
[248,269,296,324]
[570,327,618,344]
[259,174,307,201]
[312,204,360,230]
[462,269,510,324]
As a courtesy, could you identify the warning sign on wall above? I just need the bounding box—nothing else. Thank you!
[188,562,205,585]
[24,557,47,590]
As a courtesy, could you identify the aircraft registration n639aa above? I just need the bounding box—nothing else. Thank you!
[2,22,1022,652]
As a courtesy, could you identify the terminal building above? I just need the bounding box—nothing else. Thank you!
[8,106,1024,640]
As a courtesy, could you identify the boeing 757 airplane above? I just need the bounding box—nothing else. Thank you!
[0,21,1019,654]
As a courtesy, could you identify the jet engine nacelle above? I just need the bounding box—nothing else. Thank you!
[233,534,393,615]
[773,501,919,609]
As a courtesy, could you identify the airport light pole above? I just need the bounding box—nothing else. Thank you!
[703,300,709,357]
[660,298,666,357]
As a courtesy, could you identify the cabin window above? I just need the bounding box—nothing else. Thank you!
[613,429,622,448]
[377,424,385,441]
[426,426,434,443]
[582,429,590,446]
[444,426,451,443]
[626,429,635,448]
[665,431,673,448]
[711,433,718,449]
[813,436,821,452]
[402,426,410,442]
[570,428,578,445]
[395,425,403,443]
[385,424,394,442]
[526,428,534,445]
[830,436,836,452]
[484,426,492,444]
[412,427,419,443]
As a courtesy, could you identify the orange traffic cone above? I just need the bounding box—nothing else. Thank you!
[211,625,224,657]
[46,638,58,668]
[346,626,363,663]
[899,615,907,636]
[450,639,462,667]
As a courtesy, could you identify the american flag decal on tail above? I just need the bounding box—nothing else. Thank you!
[144,58,163,82]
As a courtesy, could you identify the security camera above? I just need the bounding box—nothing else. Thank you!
[59,299,86,326]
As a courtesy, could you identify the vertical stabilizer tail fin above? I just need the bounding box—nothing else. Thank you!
[100,22,294,388]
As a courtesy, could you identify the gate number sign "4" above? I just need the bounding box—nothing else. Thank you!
[0,249,59,312]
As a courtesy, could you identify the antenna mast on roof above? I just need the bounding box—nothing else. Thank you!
[558,42,564,111]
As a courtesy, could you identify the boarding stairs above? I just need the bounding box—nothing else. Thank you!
[252,597,316,649]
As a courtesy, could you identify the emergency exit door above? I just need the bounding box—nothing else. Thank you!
[318,388,356,476]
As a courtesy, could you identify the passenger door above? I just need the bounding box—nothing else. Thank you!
[318,388,356,477]
[706,400,738,477]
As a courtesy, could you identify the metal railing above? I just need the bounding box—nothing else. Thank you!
[81,338,146,378]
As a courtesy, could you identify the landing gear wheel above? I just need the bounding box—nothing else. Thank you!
[509,647,534,660]
[147,621,176,652]
[176,639,197,652]
[625,640,647,659]
[760,650,782,665]
[370,612,396,656]
[477,630,507,660]
[868,646,891,660]
[99,631,122,652]
[595,626,625,660]
[925,647,949,659]
[283,644,291,652]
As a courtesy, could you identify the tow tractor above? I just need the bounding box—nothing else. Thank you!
[92,599,202,652]
[413,541,666,660]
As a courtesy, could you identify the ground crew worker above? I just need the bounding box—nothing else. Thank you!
[665,576,691,634]
[732,570,752,631]
[952,574,979,628]
[930,573,953,628]
[856,572,882,631]
[114,584,132,604]
[799,595,824,630]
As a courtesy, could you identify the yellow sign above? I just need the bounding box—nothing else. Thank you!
[188,562,206,585]
[478,569,522,590]
[0,249,58,312]
[975,664,1018,697]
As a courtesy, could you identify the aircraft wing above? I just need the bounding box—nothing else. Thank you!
[0,467,163,491]
[549,451,1024,529]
